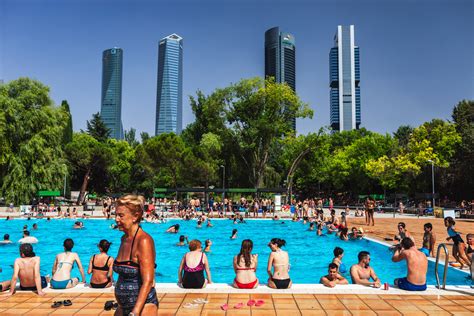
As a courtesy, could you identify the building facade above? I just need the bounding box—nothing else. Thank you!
[100,47,123,139]
[265,27,296,132]
[330,25,361,131]
[155,34,183,135]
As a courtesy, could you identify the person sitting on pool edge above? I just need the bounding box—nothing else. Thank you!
[51,238,86,289]
[320,263,348,288]
[178,239,212,288]
[332,247,347,273]
[87,239,114,288]
[7,243,50,296]
[267,238,292,289]
[392,237,427,291]
[233,239,259,289]
[350,251,381,288]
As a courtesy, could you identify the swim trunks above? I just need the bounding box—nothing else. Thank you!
[419,248,430,257]
[396,277,426,291]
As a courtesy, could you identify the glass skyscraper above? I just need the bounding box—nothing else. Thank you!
[100,47,123,139]
[330,25,361,131]
[265,27,296,132]
[155,34,183,135]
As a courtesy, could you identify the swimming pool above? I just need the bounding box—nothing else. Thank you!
[0,219,470,286]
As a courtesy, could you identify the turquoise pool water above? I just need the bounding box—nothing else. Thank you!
[0,219,470,285]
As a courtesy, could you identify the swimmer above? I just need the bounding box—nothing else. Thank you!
[231,229,238,239]
[309,222,315,231]
[23,225,28,232]
[233,218,238,225]
[177,235,189,246]
[0,234,12,244]
[166,224,180,233]
[47,217,51,221]
[273,215,280,221]
[317,222,325,236]
[18,231,38,244]
[332,247,347,273]
[206,219,213,227]
[320,263,348,288]
[350,251,381,288]
[349,227,362,239]
[339,227,349,241]
[73,221,83,229]
[204,239,212,252]
[32,223,38,230]
[110,223,118,230]
[196,220,202,228]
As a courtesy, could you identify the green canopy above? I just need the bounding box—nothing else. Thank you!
[37,190,61,197]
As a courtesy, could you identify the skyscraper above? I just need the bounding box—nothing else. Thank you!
[155,34,183,135]
[100,47,123,139]
[330,25,361,132]
[265,27,296,132]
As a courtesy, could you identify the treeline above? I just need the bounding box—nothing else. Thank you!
[0,77,472,204]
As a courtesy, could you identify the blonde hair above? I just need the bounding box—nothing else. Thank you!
[116,194,145,221]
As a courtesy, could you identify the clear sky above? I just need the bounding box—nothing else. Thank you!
[1,0,473,136]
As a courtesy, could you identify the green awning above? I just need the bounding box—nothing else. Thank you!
[228,188,257,193]
[37,190,61,197]
[88,194,97,199]
[154,188,168,193]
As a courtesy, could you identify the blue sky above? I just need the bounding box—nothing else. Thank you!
[1,0,473,136]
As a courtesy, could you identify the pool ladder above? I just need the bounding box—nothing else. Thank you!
[434,243,451,289]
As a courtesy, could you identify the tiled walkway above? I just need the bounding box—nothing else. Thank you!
[1,292,473,315]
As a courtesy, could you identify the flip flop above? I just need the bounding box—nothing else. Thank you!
[63,300,73,306]
[193,298,209,304]
[255,299,265,307]
[234,302,244,309]
[51,301,63,308]
[104,300,114,311]
[247,299,256,306]
[183,303,199,309]
[220,303,229,311]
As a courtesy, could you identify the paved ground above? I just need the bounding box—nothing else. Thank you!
[1,292,474,315]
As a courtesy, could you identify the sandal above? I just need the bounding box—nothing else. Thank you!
[234,302,244,309]
[104,300,115,311]
[51,301,63,308]
[247,299,256,306]
[220,303,229,311]
[255,299,265,307]
[183,303,199,309]
[63,300,73,307]
[193,298,209,304]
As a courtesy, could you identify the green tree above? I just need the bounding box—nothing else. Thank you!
[140,132,150,143]
[227,77,313,188]
[60,100,73,145]
[85,112,110,142]
[393,125,413,150]
[0,78,68,204]
[107,139,135,192]
[124,128,139,148]
[66,133,110,203]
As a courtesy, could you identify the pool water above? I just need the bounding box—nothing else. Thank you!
[0,219,470,285]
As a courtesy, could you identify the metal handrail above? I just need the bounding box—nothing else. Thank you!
[434,243,451,289]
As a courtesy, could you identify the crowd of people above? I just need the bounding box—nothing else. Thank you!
[0,194,473,316]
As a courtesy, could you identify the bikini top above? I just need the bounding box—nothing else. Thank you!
[447,227,458,237]
[184,252,205,273]
[92,255,111,271]
[114,226,159,269]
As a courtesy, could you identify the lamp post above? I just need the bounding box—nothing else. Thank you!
[220,165,225,214]
[63,165,67,198]
[427,160,435,210]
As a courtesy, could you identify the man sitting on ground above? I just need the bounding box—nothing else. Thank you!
[8,243,49,296]
[320,263,348,288]
[350,251,381,288]
[392,237,427,291]
[18,230,38,244]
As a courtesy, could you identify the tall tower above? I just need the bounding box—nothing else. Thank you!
[100,47,123,139]
[330,25,361,132]
[265,27,296,132]
[155,34,183,135]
